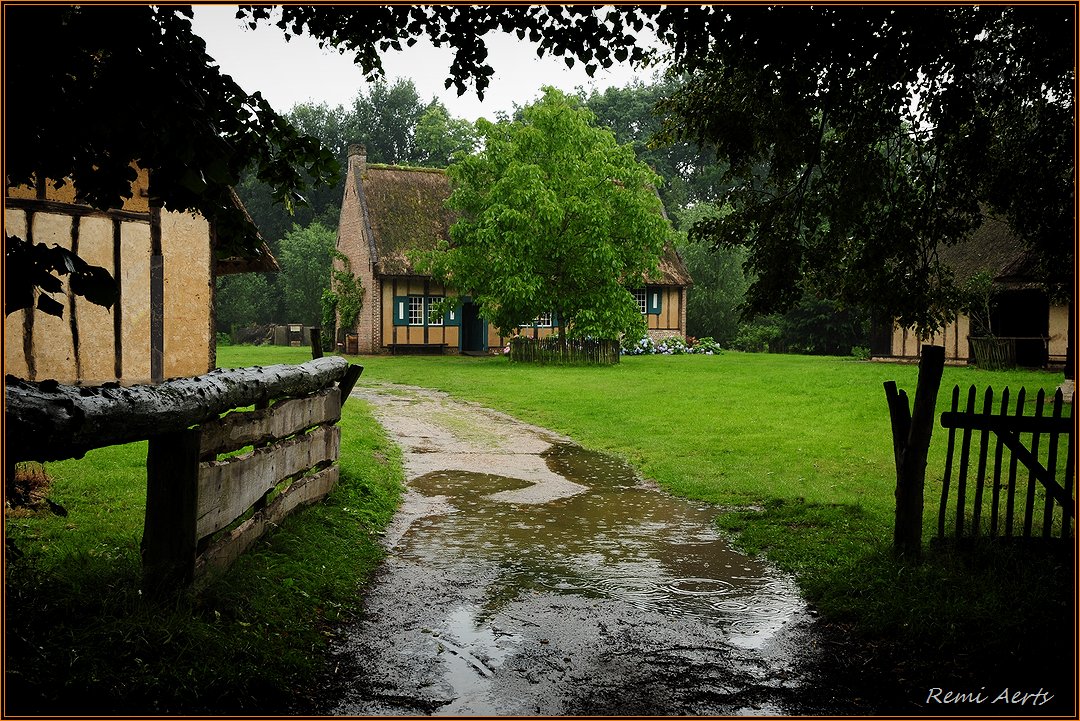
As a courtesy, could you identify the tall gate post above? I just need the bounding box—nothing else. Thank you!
[891,345,946,559]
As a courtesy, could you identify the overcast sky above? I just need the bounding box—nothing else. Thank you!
[189,6,660,122]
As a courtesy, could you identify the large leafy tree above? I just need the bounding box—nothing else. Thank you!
[651,6,1073,334]
[5,5,337,315]
[413,101,479,168]
[278,222,337,326]
[582,79,727,213]
[419,88,673,341]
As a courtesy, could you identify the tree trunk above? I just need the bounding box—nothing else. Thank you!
[5,356,353,463]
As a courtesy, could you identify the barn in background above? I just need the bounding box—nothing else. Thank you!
[871,215,1069,369]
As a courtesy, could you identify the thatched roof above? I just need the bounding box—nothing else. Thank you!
[359,164,692,286]
[362,165,454,276]
[936,213,1041,289]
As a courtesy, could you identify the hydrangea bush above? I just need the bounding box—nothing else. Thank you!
[620,335,723,356]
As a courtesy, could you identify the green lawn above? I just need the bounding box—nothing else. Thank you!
[224,345,1073,695]
[7,344,1071,712]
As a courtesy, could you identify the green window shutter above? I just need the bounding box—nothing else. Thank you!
[551,311,559,327]
[392,296,409,326]
[445,303,461,326]
[647,287,663,315]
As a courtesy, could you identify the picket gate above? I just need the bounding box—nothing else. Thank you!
[937,385,1074,542]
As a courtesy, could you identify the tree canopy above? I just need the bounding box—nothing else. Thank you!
[7,5,337,258]
[652,6,1073,332]
[419,88,673,340]
[246,5,1071,335]
[9,4,1071,340]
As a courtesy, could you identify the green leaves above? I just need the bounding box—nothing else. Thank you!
[655,6,1072,336]
[5,236,118,318]
[427,87,671,340]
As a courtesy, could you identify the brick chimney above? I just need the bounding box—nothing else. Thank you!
[347,143,367,175]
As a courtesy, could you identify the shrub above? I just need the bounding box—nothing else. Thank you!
[689,336,723,355]
[621,335,723,356]
[655,336,688,355]
[732,316,785,352]
[850,345,871,361]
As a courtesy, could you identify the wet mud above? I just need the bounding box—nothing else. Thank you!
[315,384,834,715]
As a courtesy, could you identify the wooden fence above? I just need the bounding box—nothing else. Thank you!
[938,385,1074,542]
[6,357,363,592]
[509,336,620,365]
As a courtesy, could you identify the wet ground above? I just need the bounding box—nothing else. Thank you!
[316,384,830,715]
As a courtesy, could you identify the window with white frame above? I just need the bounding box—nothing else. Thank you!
[427,296,444,326]
[633,288,647,314]
[519,312,553,328]
[408,296,425,326]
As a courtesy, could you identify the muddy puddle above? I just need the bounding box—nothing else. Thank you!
[318,385,821,716]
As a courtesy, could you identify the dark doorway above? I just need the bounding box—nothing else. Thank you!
[991,289,1050,367]
[461,302,487,353]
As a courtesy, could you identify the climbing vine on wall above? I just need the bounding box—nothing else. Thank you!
[322,250,364,342]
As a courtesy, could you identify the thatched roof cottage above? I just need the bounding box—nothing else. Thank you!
[335,144,691,354]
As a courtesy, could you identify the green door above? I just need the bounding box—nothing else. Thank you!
[460,301,487,352]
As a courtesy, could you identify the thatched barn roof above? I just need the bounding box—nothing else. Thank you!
[362,165,453,276]
[937,214,1038,288]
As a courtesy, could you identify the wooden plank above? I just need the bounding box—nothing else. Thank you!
[1022,390,1046,537]
[989,387,1010,538]
[1004,388,1025,537]
[971,387,994,535]
[938,385,959,540]
[954,385,977,537]
[196,424,341,538]
[142,428,201,593]
[893,345,945,558]
[1041,390,1064,538]
[337,364,364,407]
[940,411,1072,434]
[198,388,341,457]
[7,356,350,463]
[1063,418,1075,541]
[883,381,911,473]
[193,464,339,585]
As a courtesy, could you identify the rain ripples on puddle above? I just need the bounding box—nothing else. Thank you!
[402,443,801,648]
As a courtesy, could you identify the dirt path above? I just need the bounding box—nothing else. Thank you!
[314,383,833,715]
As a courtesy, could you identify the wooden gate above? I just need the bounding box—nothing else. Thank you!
[937,385,1074,541]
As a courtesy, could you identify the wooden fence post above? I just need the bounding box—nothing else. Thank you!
[142,428,201,593]
[309,326,323,359]
[892,345,946,559]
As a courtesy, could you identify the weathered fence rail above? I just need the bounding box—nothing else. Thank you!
[509,336,620,365]
[938,385,1074,542]
[5,358,364,591]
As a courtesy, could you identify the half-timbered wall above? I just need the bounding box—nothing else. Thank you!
[885,308,1068,366]
[380,277,463,349]
[5,174,213,384]
[643,286,687,340]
